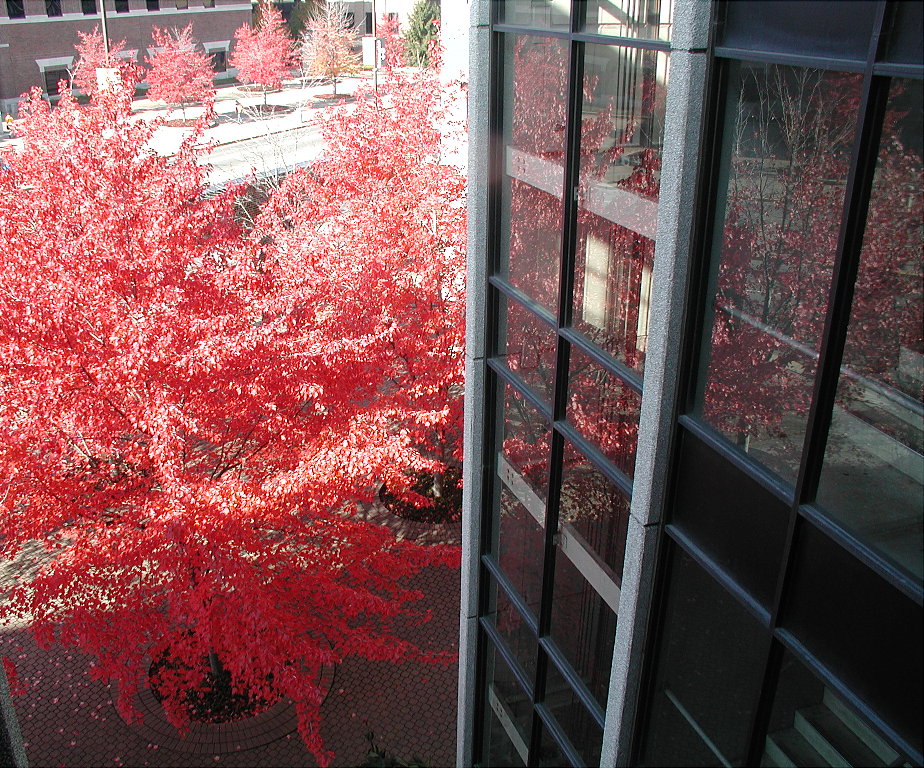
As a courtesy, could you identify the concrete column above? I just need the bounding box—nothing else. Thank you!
[456,1,490,767]
[599,1,712,766]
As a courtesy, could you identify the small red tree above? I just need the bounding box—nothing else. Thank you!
[145,25,214,119]
[230,1,295,107]
[0,82,459,766]
[71,26,139,98]
[299,0,360,95]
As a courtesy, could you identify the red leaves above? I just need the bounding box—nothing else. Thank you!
[145,26,214,112]
[0,43,462,768]
[229,2,295,96]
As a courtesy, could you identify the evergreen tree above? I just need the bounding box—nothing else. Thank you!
[403,0,439,68]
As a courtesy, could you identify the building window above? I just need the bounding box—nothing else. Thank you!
[472,1,674,764]
[81,0,96,13]
[146,0,159,9]
[209,50,227,73]
[45,0,62,15]
[114,0,128,11]
[6,0,25,17]
[364,11,372,34]
[43,68,69,96]
[202,0,214,8]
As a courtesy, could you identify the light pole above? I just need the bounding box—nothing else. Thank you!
[99,0,110,59]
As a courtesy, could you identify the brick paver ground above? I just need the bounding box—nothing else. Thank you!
[0,503,462,768]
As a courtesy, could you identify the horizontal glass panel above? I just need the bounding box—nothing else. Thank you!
[492,486,546,614]
[696,62,862,483]
[583,0,674,41]
[639,545,770,766]
[719,0,877,62]
[498,34,568,311]
[572,45,667,372]
[817,77,924,582]
[499,382,551,501]
[559,441,631,578]
[497,292,558,403]
[549,546,618,708]
[544,663,604,767]
[499,0,570,30]
[481,635,532,767]
[566,346,641,477]
[764,649,913,768]
[484,575,538,680]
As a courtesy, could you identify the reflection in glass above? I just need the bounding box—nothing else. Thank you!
[573,46,667,371]
[499,383,550,499]
[484,577,538,680]
[544,663,605,767]
[481,638,532,767]
[499,35,568,311]
[498,294,558,402]
[584,0,674,40]
[567,346,641,477]
[817,78,924,581]
[640,547,768,766]
[559,442,631,576]
[499,0,570,29]
[537,720,571,767]
[549,546,617,708]
[696,63,862,482]
[763,650,911,768]
[492,487,545,614]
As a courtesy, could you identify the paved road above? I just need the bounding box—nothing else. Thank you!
[204,122,326,187]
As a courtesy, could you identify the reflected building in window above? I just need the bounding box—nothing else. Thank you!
[460,1,923,766]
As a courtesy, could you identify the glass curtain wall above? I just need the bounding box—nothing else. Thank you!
[637,2,923,766]
[475,1,673,765]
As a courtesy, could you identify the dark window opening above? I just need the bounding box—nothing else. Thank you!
[45,0,62,16]
[345,10,354,28]
[364,11,372,34]
[6,0,25,17]
[43,68,69,96]
[114,0,128,12]
[81,0,96,13]
[146,0,158,9]
[209,50,227,73]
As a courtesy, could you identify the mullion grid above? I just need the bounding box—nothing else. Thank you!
[481,0,660,763]
[665,2,910,763]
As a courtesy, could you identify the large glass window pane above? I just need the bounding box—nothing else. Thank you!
[559,442,631,577]
[499,0,570,30]
[481,636,532,767]
[566,346,641,477]
[639,545,770,767]
[492,486,545,614]
[544,663,605,767]
[583,0,674,41]
[763,649,914,768]
[817,78,924,582]
[549,545,618,708]
[497,293,558,402]
[484,576,539,680]
[572,45,667,371]
[499,35,568,311]
[695,63,862,483]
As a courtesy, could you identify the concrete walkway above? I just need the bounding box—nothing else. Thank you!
[0,501,461,768]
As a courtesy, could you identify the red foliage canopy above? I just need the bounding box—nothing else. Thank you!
[72,26,140,98]
[145,25,214,111]
[229,1,294,101]
[0,69,461,766]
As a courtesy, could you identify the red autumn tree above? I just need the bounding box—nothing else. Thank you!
[230,1,295,107]
[145,25,215,119]
[71,26,140,98]
[0,82,459,766]
[299,0,360,95]
[251,58,467,510]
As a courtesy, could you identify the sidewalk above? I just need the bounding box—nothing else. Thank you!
[0,76,367,154]
[0,501,461,768]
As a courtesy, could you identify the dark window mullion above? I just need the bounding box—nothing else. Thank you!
[744,5,891,764]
